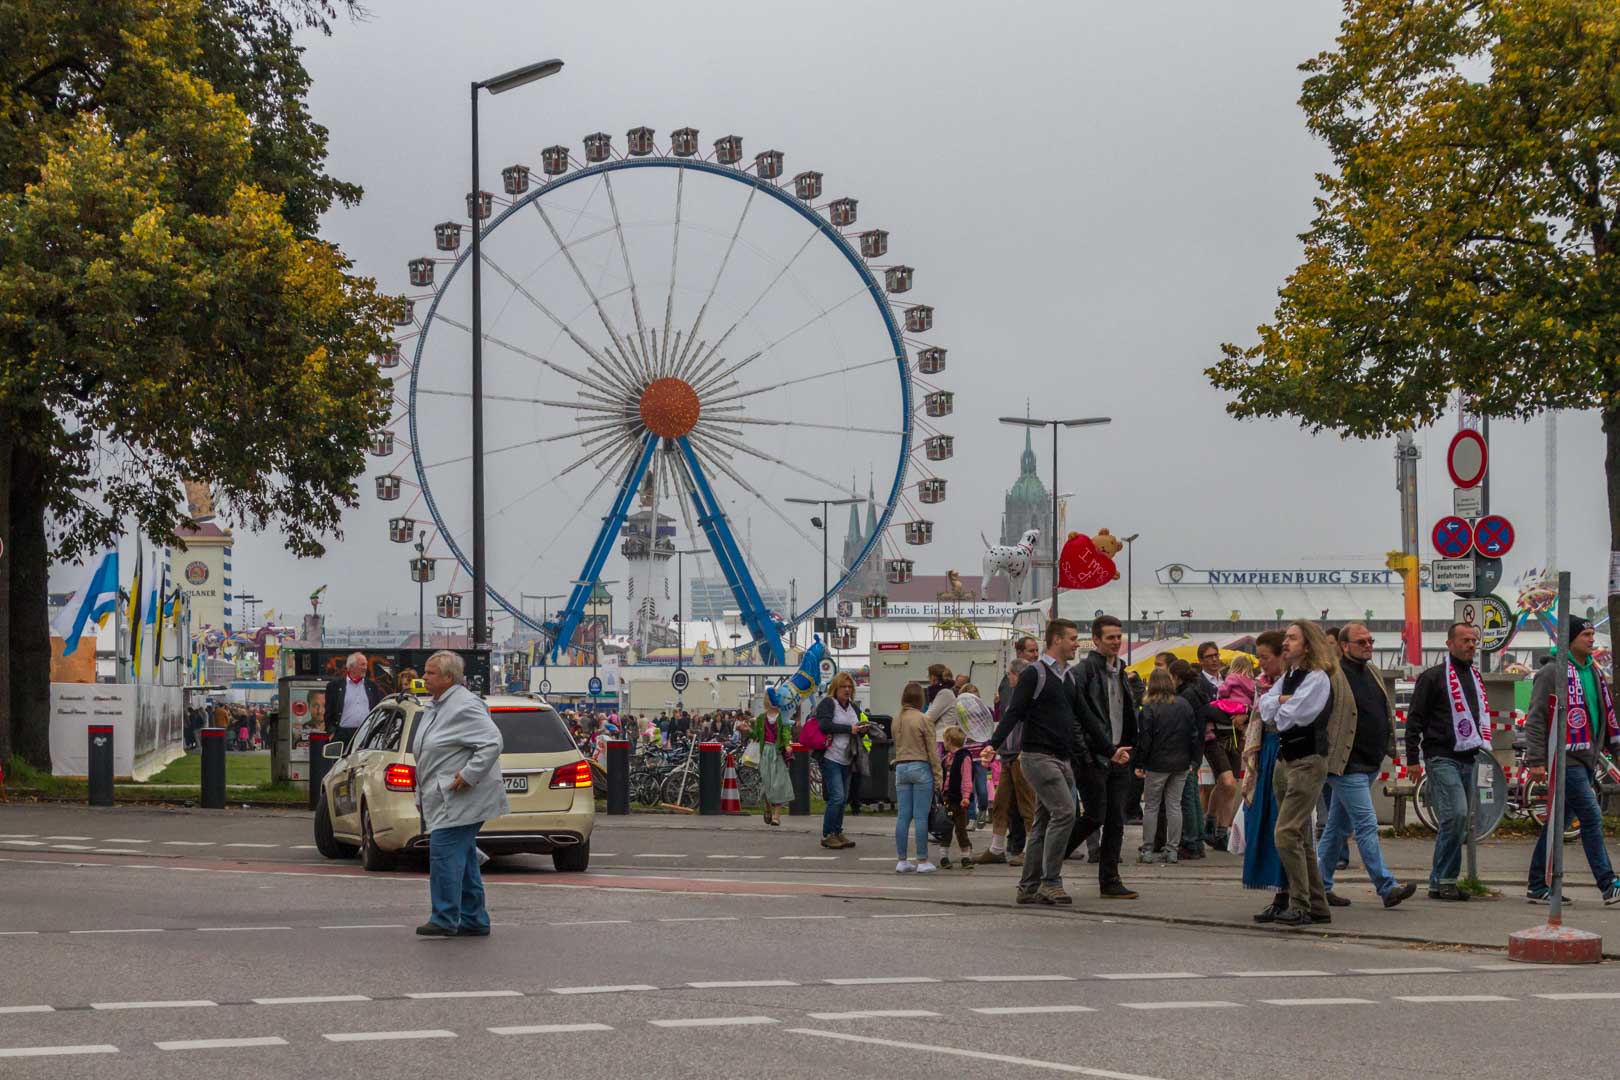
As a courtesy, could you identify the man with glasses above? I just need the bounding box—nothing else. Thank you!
[1317,623,1417,909]
[1405,623,1489,901]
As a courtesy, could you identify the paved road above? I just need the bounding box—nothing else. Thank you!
[3,803,1616,1078]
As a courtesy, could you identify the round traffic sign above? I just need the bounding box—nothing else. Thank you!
[1473,515,1515,558]
[671,667,690,693]
[818,657,836,682]
[538,678,552,695]
[588,676,603,696]
[1431,515,1474,559]
[1447,429,1488,489]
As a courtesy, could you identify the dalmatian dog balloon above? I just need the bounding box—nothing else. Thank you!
[981,528,1039,603]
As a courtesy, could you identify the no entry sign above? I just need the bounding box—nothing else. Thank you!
[1432,516,1474,559]
[1447,429,1488,489]
[1473,515,1515,558]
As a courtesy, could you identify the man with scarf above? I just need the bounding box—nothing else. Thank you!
[1404,623,1490,901]
[1524,617,1620,906]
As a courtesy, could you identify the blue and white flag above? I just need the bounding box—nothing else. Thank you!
[51,550,121,656]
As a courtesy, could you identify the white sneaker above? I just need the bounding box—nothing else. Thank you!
[914,861,938,874]
[895,859,916,873]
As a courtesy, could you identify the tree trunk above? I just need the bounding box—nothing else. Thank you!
[9,441,51,769]
[1606,405,1620,694]
[0,417,11,772]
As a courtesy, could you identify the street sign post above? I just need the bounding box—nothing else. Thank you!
[1432,516,1474,559]
[1474,555,1503,597]
[1431,558,1476,594]
[538,677,552,695]
[1473,514,1515,558]
[671,668,690,693]
[1447,429,1488,488]
[587,675,603,696]
[1453,488,1484,517]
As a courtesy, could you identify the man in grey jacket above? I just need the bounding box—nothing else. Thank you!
[1524,618,1620,906]
[415,651,508,937]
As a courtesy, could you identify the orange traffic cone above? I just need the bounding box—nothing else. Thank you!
[721,752,742,814]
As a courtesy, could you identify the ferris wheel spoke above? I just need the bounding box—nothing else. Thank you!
[702,355,896,408]
[433,309,634,402]
[670,185,757,384]
[529,200,649,384]
[540,397,633,416]
[480,254,643,395]
[415,388,552,406]
[687,428,861,541]
[601,172,654,372]
[716,415,904,437]
[658,167,685,378]
[685,228,819,390]
[691,287,871,398]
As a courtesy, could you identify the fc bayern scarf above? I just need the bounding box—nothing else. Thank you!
[1444,656,1489,753]
[1565,662,1620,752]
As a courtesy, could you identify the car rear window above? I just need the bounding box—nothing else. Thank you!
[489,706,575,754]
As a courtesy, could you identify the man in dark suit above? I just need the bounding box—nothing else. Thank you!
[1072,614,1140,898]
[325,652,382,752]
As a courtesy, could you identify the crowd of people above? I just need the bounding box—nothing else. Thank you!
[185,700,274,752]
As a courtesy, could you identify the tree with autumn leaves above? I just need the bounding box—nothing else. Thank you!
[0,1,395,769]
[1209,0,1620,681]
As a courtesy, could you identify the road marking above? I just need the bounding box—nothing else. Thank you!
[705,854,764,859]
[224,843,280,849]
[48,844,96,851]
[198,926,292,933]
[787,1028,1168,1079]
[1095,972,1204,981]
[1394,995,1516,1004]
[974,1005,1098,1015]
[1261,998,1377,1006]
[779,855,836,861]
[870,913,955,920]
[161,841,215,847]
[762,915,845,921]
[551,984,658,996]
[967,975,1076,983]
[91,1000,216,1010]
[688,980,799,989]
[489,1024,613,1035]
[155,1037,288,1051]
[323,1029,456,1042]
[1225,970,1332,978]
[253,995,371,1005]
[824,977,940,986]
[42,836,92,841]
[100,839,150,844]
[0,1045,120,1058]
[0,840,44,846]
[0,834,38,838]
[92,849,149,855]
[319,924,405,930]
[550,919,631,927]
[858,856,894,861]
[649,1016,780,1028]
[808,1009,942,1020]
[0,1006,53,1014]
[0,931,41,937]
[1119,1001,1241,1010]
[1474,962,1579,972]
[70,928,165,935]
[658,916,739,923]
[1349,966,1454,975]
[405,990,523,1000]
[631,853,687,858]
[1535,992,1620,1001]
[291,845,318,850]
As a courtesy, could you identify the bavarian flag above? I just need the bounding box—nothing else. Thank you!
[128,553,145,673]
[50,550,120,656]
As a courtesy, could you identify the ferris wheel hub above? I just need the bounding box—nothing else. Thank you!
[638,377,701,438]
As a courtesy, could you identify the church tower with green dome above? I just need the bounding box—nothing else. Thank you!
[1001,424,1050,601]
[839,476,886,608]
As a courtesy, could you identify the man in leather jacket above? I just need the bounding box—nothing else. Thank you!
[1069,615,1139,899]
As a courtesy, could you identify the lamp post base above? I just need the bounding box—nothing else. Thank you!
[1506,922,1603,965]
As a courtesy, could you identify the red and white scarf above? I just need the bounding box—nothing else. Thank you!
[1444,656,1489,753]
[1566,662,1620,752]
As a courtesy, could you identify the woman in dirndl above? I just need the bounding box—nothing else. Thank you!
[748,696,796,826]
[1242,630,1289,916]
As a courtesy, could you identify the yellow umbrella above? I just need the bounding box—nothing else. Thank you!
[1127,644,1254,680]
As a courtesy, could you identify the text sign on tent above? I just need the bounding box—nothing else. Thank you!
[1473,515,1515,558]
[1447,429,1488,489]
[1431,558,1475,593]
[1432,515,1474,559]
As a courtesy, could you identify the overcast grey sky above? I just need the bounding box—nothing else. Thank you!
[96,0,1615,629]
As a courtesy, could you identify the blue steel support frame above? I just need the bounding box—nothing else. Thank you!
[675,435,785,664]
[547,433,660,662]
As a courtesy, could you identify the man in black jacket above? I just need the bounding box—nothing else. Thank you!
[1072,615,1140,898]
[1404,623,1489,901]
[325,652,383,752]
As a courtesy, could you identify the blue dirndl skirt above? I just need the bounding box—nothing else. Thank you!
[1241,729,1286,891]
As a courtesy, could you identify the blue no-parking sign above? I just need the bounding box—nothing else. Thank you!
[1431,516,1473,559]
[1473,515,1515,558]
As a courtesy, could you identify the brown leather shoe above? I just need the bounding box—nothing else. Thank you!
[971,849,1007,865]
[1007,853,1025,866]
[834,834,856,849]
[1036,883,1073,906]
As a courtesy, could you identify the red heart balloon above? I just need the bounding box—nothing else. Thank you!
[1059,533,1117,591]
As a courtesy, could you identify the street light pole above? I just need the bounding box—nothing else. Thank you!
[786,496,861,626]
[1122,532,1141,662]
[998,416,1112,620]
[470,57,564,651]
[674,549,707,673]
[415,530,428,646]
[521,592,564,689]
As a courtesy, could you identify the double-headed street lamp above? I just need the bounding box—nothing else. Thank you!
[521,592,565,687]
[572,578,617,712]
[997,415,1112,618]
[785,496,862,627]
[469,57,564,650]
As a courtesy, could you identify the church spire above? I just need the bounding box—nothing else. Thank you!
[846,475,862,541]
[865,471,877,536]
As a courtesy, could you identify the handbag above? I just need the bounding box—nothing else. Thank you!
[799,715,829,751]
[1226,804,1247,855]
[742,740,761,767]
[927,793,952,843]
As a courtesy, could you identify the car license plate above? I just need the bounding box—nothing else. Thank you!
[503,776,529,794]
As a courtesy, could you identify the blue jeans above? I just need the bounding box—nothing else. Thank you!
[1529,761,1616,891]
[428,822,488,932]
[1317,772,1397,896]
[1180,766,1204,852]
[894,761,934,861]
[821,757,849,838]
[1426,756,1475,888]
[966,759,989,820]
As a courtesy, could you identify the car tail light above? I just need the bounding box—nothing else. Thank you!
[384,763,416,791]
[549,760,592,789]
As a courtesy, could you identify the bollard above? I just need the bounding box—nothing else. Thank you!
[698,741,722,815]
[605,740,630,816]
[789,742,811,815]
[307,731,333,811]
[87,725,115,807]
[199,728,227,809]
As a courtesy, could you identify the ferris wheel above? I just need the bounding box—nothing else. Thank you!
[371,126,955,664]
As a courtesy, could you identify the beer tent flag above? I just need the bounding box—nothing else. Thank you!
[128,550,145,673]
[51,550,120,655]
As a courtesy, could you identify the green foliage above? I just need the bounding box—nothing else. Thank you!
[1208,0,1620,433]
[0,0,395,559]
